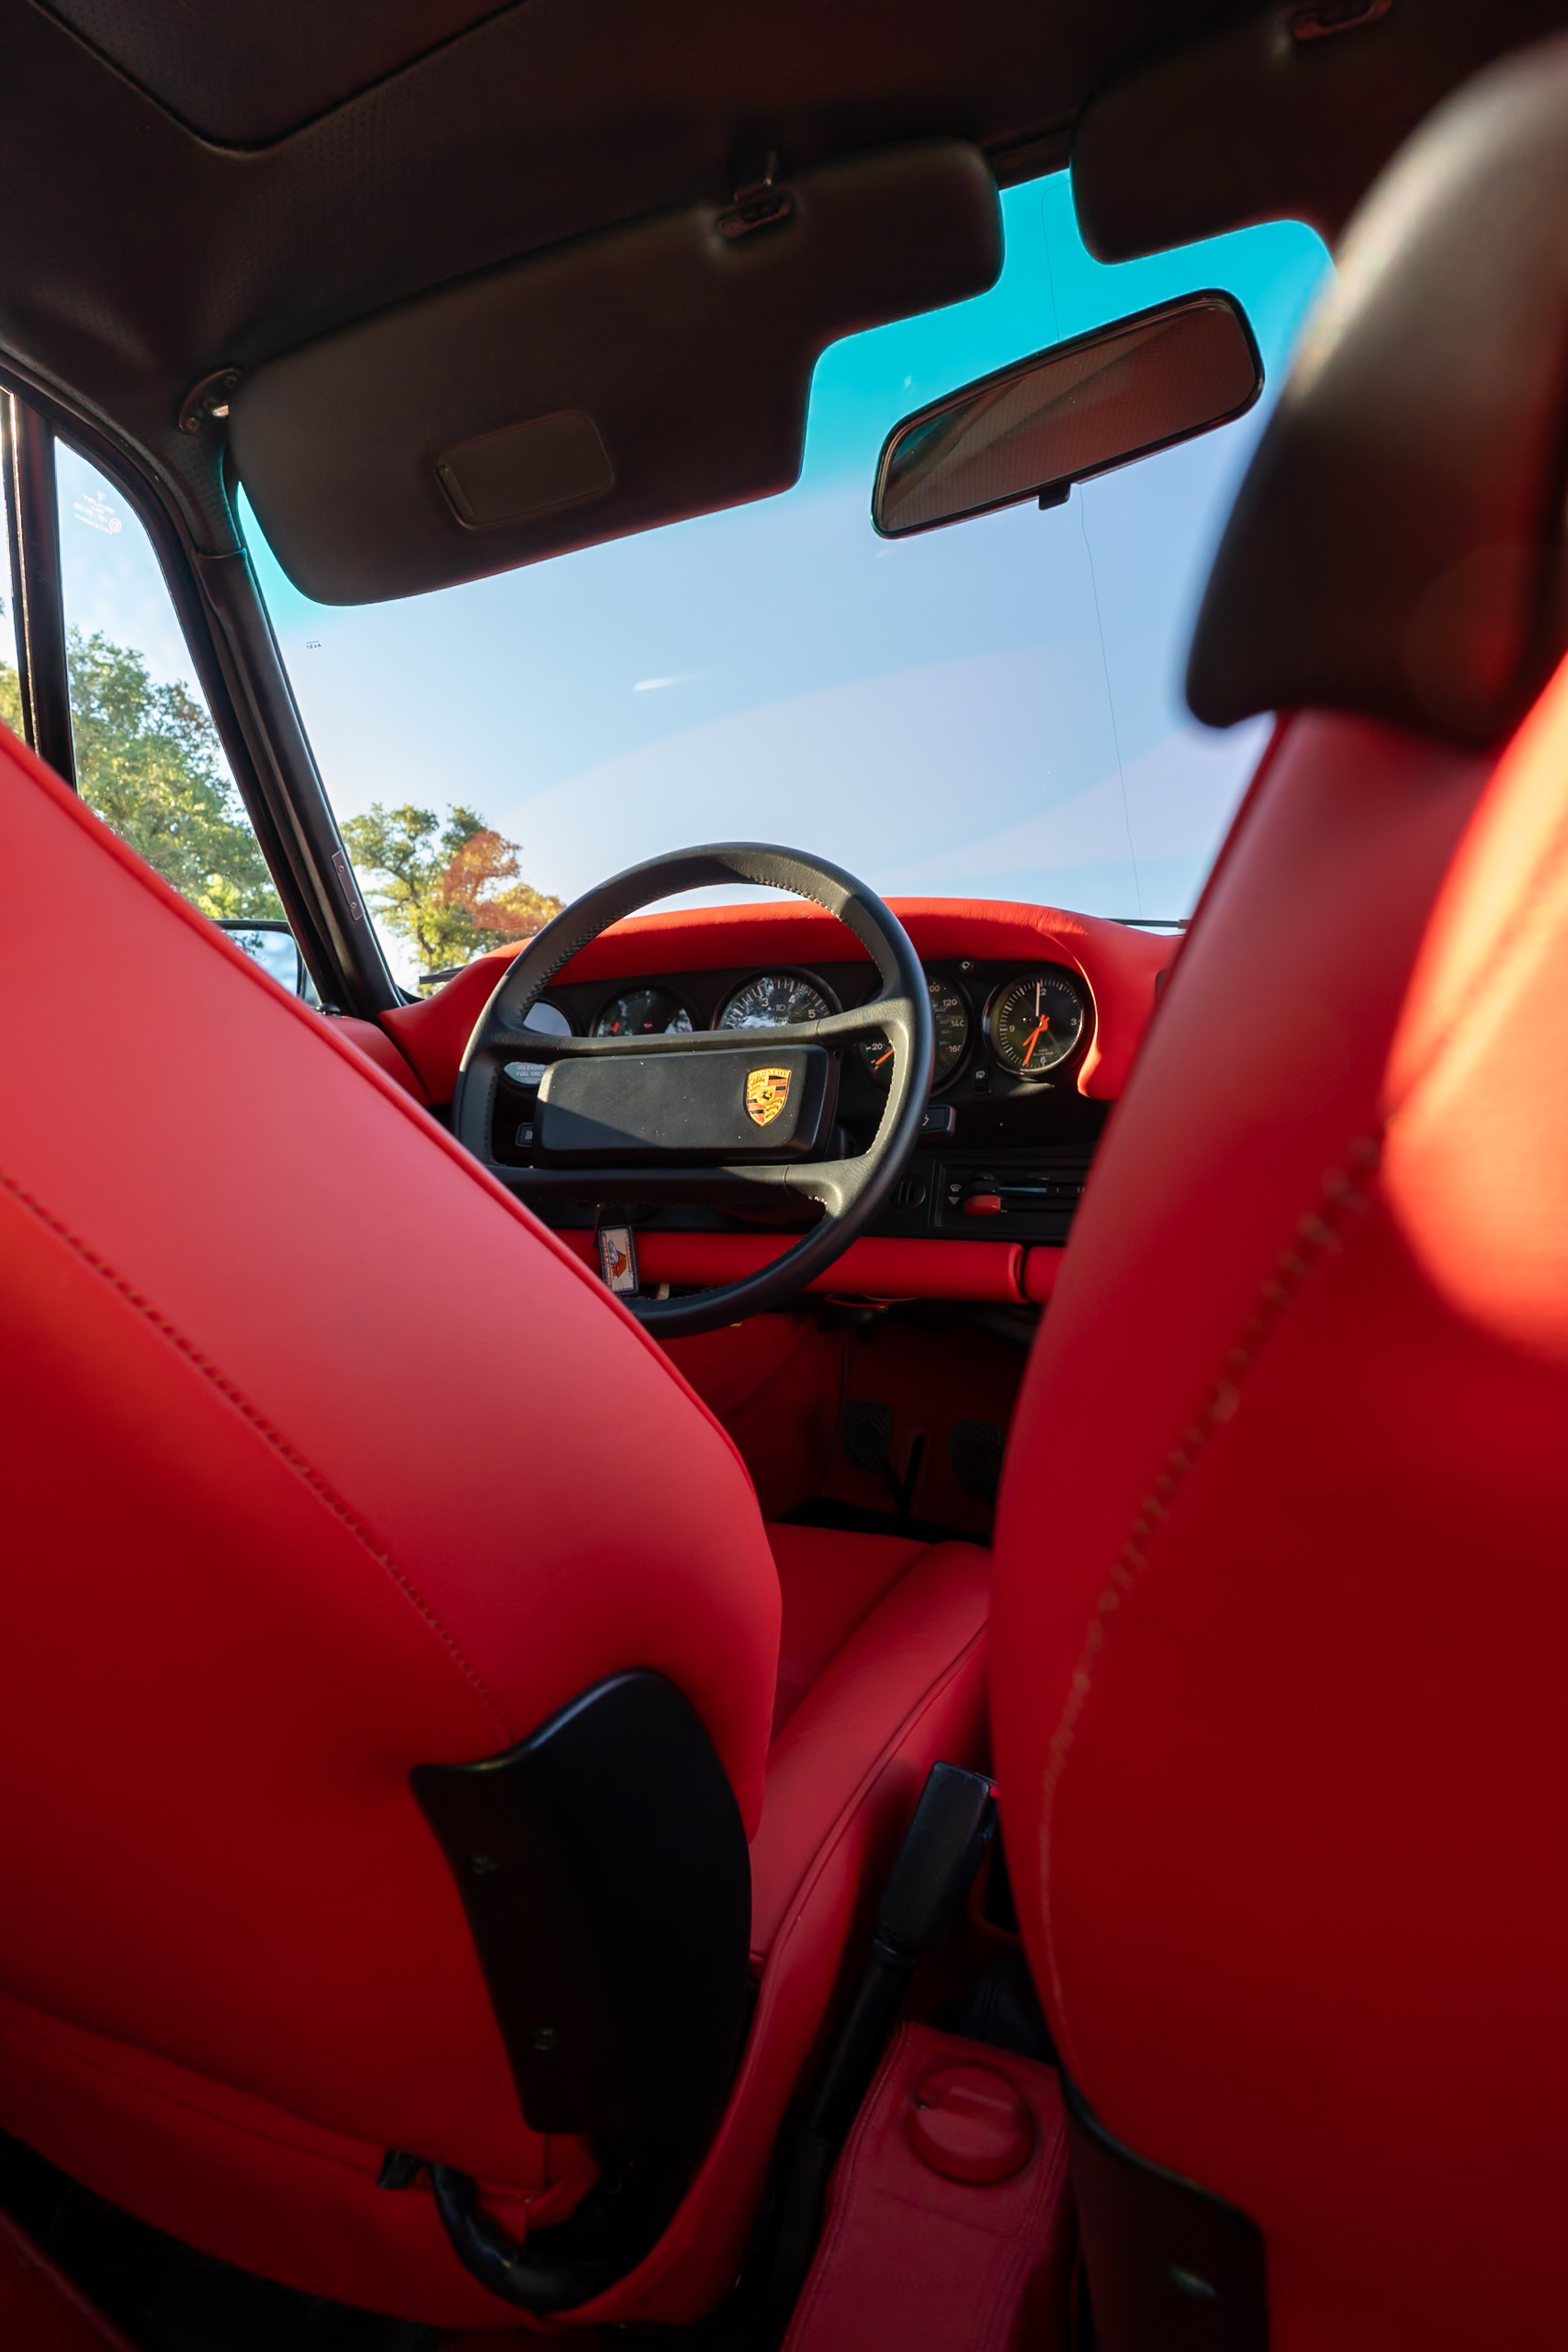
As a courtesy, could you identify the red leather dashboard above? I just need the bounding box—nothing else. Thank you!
[382,898,1173,1105]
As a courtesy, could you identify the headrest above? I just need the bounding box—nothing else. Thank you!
[1187,39,1568,749]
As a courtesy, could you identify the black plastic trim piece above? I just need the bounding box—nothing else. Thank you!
[193,536,399,1014]
[1062,2073,1269,2350]
[410,1670,751,2310]
[2,395,76,787]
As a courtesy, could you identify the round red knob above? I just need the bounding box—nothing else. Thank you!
[905,2063,1036,2183]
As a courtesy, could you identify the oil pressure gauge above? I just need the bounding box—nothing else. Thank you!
[986,968,1088,1079]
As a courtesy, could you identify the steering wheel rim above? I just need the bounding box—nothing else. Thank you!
[452,843,934,1337]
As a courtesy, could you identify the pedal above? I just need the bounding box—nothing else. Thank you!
[842,1399,892,1476]
[950,1418,1005,1503]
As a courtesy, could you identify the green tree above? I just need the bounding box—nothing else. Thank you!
[342,801,561,977]
[0,616,282,921]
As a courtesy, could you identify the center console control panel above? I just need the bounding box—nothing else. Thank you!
[870,1147,1094,1244]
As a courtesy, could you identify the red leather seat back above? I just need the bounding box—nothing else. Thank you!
[992,696,1549,2348]
[993,44,1568,2351]
[0,717,778,2198]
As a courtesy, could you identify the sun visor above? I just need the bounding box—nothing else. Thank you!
[228,142,1001,605]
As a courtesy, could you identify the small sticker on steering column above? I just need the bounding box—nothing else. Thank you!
[596,1225,638,1296]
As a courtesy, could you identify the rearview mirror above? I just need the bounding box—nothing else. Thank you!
[871,290,1262,539]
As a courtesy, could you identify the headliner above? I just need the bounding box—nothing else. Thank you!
[0,0,1564,559]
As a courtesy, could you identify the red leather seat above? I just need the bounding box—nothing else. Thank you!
[0,714,988,2328]
[992,44,1568,2352]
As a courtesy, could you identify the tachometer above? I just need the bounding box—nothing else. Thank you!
[594,987,694,1037]
[859,979,971,1091]
[987,968,1088,1078]
[717,973,835,1029]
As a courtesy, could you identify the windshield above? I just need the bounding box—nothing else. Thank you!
[243,175,1328,988]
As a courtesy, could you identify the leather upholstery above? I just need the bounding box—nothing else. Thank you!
[326,1011,429,1100]
[992,647,1568,2348]
[0,714,989,2326]
[781,2024,1071,2352]
[768,1525,931,1734]
[552,1227,1034,1304]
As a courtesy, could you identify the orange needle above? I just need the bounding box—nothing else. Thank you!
[1019,1017,1050,1066]
[872,1044,896,1068]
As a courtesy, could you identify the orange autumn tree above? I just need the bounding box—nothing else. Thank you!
[342,801,561,978]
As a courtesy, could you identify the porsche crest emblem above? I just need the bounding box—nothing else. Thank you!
[745,1065,792,1127]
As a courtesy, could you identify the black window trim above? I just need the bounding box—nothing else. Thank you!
[1,393,76,791]
[0,364,399,1018]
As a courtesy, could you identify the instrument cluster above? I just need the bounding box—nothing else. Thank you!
[499,957,1096,1118]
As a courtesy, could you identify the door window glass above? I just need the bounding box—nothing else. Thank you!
[53,442,284,927]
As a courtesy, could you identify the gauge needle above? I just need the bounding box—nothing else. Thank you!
[872,1044,895,1068]
[1019,1016,1051,1067]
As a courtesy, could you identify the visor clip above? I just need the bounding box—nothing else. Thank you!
[718,152,793,240]
[178,367,241,437]
[1285,0,1390,42]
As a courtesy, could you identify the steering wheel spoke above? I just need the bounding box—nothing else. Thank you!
[452,844,934,1336]
[800,995,917,1047]
[498,1161,824,1211]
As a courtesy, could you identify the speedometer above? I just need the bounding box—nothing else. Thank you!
[859,979,971,1091]
[717,973,836,1029]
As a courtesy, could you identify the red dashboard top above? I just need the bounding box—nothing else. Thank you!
[382,897,1175,1105]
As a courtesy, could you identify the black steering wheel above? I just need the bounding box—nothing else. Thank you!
[452,845,934,1338]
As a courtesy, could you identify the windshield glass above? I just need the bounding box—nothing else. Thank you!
[243,175,1328,987]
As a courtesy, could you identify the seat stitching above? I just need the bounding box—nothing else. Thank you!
[1035,1140,1380,2037]
[0,1162,510,1745]
[1036,773,1568,2043]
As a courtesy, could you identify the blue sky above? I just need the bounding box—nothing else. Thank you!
[19,175,1329,981]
